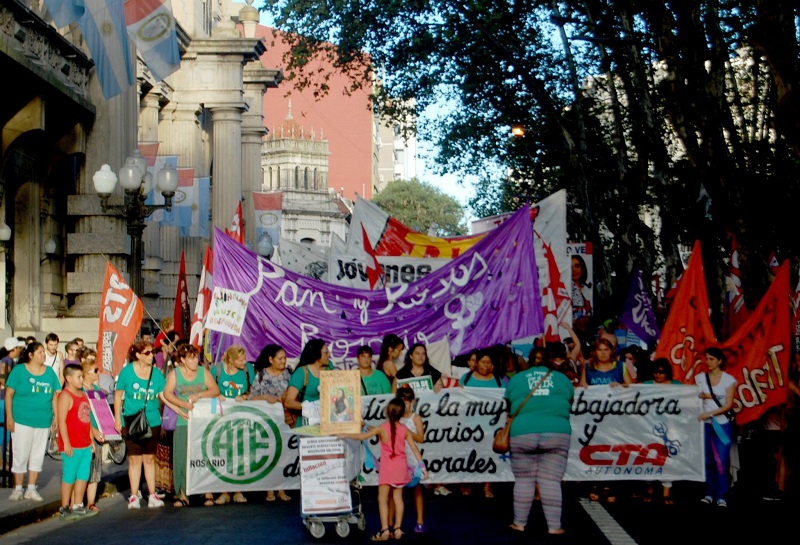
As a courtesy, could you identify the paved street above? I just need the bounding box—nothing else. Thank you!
[2,455,798,545]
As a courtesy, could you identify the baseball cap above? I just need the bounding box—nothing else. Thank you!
[3,336,25,351]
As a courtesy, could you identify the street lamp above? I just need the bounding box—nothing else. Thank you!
[92,151,179,297]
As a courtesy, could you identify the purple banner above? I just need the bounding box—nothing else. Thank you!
[620,266,660,345]
[211,206,542,361]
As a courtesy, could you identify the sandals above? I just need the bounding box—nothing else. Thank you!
[215,493,231,505]
[86,504,101,512]
[173,498,189,508]
[370,528,391,541]
[277,491,291,502]
[233,492,247,503]
[266,492,276,502]
[393,528,404,540]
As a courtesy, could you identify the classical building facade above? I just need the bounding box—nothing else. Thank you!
[0,0,281,342]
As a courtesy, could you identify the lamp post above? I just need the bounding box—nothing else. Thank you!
[92,151,179,298]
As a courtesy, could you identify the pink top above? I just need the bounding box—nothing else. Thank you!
[378,421,410,486]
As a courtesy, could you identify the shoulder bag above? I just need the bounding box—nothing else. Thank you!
[126,366,154,441]
[493,370,552,454]
[705,373,736,423]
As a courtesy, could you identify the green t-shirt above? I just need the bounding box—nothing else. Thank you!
[288,362,334,403]
[360,370,391,395]
[461,372,504,388]
[6,364,61,428]
[175,366,208,427]
[504,367,573,436]
[117,363,166,426]
[214,363,255,399]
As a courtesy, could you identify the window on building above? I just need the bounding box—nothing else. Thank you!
[304,167,309,190]
[295,166,300,189]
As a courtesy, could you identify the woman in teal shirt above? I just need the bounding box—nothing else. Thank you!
[114,341,166,510]
[5,342,60,501]
[283,339,334,426]
[504,348,573,537]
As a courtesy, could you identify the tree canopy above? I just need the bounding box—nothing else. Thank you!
[260,0,800,330]
[372,178,468,237]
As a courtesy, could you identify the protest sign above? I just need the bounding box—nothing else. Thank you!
[86,390,121,441]
[319,370,361,435]
[299,436,353,515]
[205,287,249,336]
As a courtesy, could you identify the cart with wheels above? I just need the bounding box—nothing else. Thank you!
[299,435,365,539]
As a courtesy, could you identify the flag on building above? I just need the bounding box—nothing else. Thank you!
[225,202,244,244]
[124,0,181,81]
[43,0,85,27]
[619,266,660,346]
[138,142,160,165]
[159,167,194,230]
[173,251,191,338]
[723,234,750,338]
[252,192,282,246]
[143,154,179,222]
[187,177,210,238]
[97,262,143,376]
[78,0,135,99]
[189,247,213,349]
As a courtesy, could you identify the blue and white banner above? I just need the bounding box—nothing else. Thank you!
[79,0,135,99]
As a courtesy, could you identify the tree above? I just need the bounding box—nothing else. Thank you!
[372,178,468,237]
[260,0,800,328]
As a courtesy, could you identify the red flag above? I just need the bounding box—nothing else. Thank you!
[225,202,244,244]
[723,234,750,338]
[173,251,191,338]
[792,275,800,356]
[718,260,790,424]
[189,247,213,348]
[654,241,717,383]
[361,225,384,289]
[98,262,144,376]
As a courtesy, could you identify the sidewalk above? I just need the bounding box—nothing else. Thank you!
[0,453,128,535]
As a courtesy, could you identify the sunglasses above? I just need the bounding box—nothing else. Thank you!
[140,350,153,356]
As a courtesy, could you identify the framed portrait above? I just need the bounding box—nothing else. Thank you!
[319,370,362,435]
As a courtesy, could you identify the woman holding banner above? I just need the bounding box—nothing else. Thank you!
[392,344,444,394]
[696,347,737,508]
[283,338,334,427]
[505,347,573,536]
[162,344,220,507]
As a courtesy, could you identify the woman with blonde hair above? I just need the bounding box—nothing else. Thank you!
[212,344,254,504]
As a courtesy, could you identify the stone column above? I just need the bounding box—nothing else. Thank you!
[242,63,281,246]
[207,104,245,233]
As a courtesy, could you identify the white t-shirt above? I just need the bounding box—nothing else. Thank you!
[695,372,737,424]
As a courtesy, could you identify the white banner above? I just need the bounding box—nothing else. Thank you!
[564,384,704,481]
[186,386,704,493]
[204,287,249,336]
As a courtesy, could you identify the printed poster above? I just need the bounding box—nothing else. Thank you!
[299,436,352,514]
[396,376,434,395]
[319,370,362,435]
[86,390,121,441]
[567,242,593,319]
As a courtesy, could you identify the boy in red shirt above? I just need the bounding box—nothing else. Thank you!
[57,364,98,520]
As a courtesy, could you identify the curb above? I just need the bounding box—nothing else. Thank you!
[0,467,129,536]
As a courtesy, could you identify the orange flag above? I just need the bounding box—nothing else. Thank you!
[653,241,717,383]
[718,260,790,424]
[98,262,144,376]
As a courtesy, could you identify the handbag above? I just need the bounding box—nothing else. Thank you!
[161,404,179,432]
[705,373,736,423]
[492,370,552,454]
[125,367,154,441]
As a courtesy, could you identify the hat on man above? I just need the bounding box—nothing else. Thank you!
[3,336,25,352]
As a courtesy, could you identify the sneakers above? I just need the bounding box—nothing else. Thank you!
[433,485,452,496]
[700,496,713,504]
[128,494,141,509]
[59,507,79,520]
[414,523,426,533]
[716,499,728,508]
[148,494,165,508]
[23,488,44,502]
[71,504,99,518]
[8,488,24,501]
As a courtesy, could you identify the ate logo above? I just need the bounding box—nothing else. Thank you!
[201,406,283,484]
